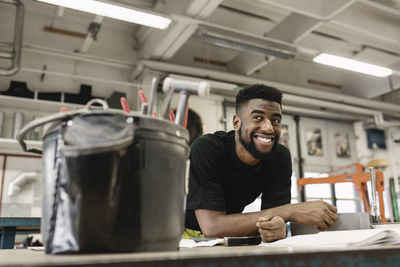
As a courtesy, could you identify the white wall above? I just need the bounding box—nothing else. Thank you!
[299,117,357,169]
[0,156,42,217]
[187,95,226,134]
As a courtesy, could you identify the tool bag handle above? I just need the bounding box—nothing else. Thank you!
[17,99,110,154]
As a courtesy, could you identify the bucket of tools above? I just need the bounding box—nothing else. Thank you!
[17,99,189,254]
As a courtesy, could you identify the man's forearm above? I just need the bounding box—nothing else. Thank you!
[262,203,295,222]
[196,204,296,237]
[263,200,339,230]
[196,200,338,237]
[195,209,264,237]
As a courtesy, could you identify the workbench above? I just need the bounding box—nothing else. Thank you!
[0,245,400,266]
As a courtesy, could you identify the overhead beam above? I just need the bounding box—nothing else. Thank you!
[255,0,357,20]
[228,53,272,75]
[137,0,222,60]
[266,13,321,43]
[227,0,356,76]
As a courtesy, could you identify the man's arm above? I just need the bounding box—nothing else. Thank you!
[262,200,338,230]
[195,209,265,237]
[195,209,286,240]
[195,200,338,237]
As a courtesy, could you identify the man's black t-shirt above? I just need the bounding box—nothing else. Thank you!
[185,130,292,231]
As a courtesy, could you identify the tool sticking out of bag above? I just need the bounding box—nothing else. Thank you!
[162,77,210,126]
[120,97,130,113]
[138,90,158,118]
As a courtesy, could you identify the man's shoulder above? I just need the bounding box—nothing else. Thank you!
[192,130,233,148]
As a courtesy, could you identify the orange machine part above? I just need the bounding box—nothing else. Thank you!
[297,163,386,223]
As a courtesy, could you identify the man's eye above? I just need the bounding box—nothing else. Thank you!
[253,116,262,120]
[272,119,281,124]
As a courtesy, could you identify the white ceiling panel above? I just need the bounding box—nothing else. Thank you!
[353,47,400,67]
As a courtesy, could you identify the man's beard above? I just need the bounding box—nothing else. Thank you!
[238,126,278,160]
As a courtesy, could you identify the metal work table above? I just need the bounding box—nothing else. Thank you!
[1,245,400,266]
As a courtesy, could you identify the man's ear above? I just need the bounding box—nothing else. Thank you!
[233,114,241,132]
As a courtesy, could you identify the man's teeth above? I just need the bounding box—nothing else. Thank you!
[257,136,272,143]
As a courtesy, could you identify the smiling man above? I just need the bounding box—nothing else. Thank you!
[184,84,338,242]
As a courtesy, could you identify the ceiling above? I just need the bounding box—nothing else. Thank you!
[142,0,400,99]
[0,0,399,107]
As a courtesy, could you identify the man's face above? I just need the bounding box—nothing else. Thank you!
[234,99,282,159]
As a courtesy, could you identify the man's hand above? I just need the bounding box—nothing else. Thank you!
[256,213,286,243]
[289,200,338,230]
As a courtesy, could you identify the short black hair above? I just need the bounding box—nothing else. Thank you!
[235,84,282,113]
[187,109,203,145]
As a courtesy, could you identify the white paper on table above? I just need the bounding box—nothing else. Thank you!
[179,238,224,248]
[259,229,400,248]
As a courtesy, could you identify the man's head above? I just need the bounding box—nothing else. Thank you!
[187,108,203,145]
[235,84,282,113]
[233,84,283,161]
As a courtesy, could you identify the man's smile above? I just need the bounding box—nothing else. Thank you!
[253,133,275,147]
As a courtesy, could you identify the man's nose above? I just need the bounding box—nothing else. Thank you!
[261,119,274,132]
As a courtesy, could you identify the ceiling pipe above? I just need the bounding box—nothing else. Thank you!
[20,67,140,88]
[7,172,37,196]
[136,60,400,114]
[283,105,368,121]
[213,82,397,122]
[0,0,24,76]
[147,62,400,125]
[21,44,133,69]
[284,94,400,126]
[200,81,367,121]
[283,94,396,117]
[374,113,400,128]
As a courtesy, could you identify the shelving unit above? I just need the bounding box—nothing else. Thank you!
[0,95,85,114]
[0,138,41,155]
[0,95,84,141]
[0,94,124,141]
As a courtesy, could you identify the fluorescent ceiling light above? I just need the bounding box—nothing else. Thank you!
[313,53,393,77]
[197,26,296,60]
[37,0,171,30]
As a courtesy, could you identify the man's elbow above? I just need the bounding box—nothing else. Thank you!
[201,225,224,237]
[195,209,226,237]
[199,220,226,237]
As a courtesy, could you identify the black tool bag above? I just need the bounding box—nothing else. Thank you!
[18,100,139,254]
